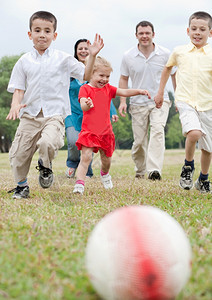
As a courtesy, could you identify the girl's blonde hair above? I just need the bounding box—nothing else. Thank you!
[93,56,113,73]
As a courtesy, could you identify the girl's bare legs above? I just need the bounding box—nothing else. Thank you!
[99,149,113,189]
[73,146,93,194]
[99,149,111,173]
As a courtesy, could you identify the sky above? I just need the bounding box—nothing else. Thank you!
[1,0,211,90]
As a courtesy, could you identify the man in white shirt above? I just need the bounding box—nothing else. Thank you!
[7,10,103,199]
[118,21,176,180]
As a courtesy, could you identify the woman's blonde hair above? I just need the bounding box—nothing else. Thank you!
[93,56,113,73]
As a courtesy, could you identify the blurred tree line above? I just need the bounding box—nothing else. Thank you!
[0,55,185,153]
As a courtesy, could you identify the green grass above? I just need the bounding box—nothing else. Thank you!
[0,149,211,300]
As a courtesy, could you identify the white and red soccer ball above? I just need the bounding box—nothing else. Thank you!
[85,205,192,300]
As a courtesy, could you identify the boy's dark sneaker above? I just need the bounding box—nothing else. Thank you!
[8,186,30,199]
[36,159,53,189]
[179,165,194,190]
[195,178,211,193]
[148,170,161,181]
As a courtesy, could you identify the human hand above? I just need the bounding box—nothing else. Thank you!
[154,94,163,109]
[6,103,26,120]
[112,115,119,122]
[85,97,94,108]
[118,102,127,117]
[139,89,151,99]
[88,34,104,56]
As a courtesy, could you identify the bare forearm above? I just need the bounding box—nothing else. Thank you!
[157,66,172,95]
[118,75,128,104]
[83,55,95,81]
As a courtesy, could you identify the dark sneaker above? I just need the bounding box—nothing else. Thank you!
[36,159,53,189]
[195,178,211,193]
[8,186,30,199]
[148,171,161,181]
[179,165,194,190]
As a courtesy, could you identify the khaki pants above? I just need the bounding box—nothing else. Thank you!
[129,103,170,176]
[9,113,65,183]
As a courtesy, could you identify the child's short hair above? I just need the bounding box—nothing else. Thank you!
[29,11,57,32]
[189,11,212,29]
[93,56,113,73]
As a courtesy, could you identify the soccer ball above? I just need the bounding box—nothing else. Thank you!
[85,205,192,300]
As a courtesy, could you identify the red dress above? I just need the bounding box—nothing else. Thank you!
[76,83,117,157]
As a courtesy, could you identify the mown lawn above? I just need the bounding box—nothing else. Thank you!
[0,149,211,300]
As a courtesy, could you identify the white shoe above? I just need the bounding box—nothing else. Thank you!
[66,167,76,178]
[73,184,84,194]
[101,173,113,189]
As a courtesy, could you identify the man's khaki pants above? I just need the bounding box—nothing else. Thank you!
[129,103,170,177]
[9,113,65,183]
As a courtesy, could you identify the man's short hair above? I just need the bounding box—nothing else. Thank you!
[136,21,154,33]
[189,11,212,29]
[29,11,57,31]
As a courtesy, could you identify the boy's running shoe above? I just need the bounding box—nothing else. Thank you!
[195,178,211,193]
[73,184,84,195]
[36,159,53,189]
[65,167,76,178]
[8,186,30,199]
[101,173,113,189]
[179,165,194,190]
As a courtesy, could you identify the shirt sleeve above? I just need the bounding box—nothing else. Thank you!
[120,54,129,77]
[69,56,85,83]
[166,50,178,68]
[7,58,26,93]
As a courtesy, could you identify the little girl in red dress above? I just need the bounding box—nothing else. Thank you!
[73,56,151,194]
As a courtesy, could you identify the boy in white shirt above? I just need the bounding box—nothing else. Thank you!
[7,11,104,199]
[155,11,212,193]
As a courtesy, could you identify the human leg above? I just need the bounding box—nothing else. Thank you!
[9,114,43,197]
[99,149,113,189]
[147,103,169,180]
[177,103,204,190]
[65,126,80,172]
[129,105,149,177]
[73,146,93,194]
[36,115,65,188]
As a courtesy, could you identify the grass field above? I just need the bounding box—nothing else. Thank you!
[0,149,211,300]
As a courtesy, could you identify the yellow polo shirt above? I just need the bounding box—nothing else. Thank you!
[166,43,212,111]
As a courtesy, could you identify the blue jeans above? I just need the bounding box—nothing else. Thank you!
[65,126,93,177]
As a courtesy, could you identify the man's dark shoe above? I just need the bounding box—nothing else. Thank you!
[148,171,161,181]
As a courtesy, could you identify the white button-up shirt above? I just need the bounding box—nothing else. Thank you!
[7,47,85,118]
[120,44,174,106]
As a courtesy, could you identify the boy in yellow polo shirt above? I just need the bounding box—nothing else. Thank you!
[154,11,212,193]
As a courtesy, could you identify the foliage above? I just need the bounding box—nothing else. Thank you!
[0,55,21,152]
[166,114,185,149]
[0,150,211,299]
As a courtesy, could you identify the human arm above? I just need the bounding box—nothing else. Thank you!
[171,73,176,91]
[6,89,26,120]
[118,75,129,117]
[83,34,104,81]
[80,97,94,111]
[154,66,173,108]
[116,88,151,99]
